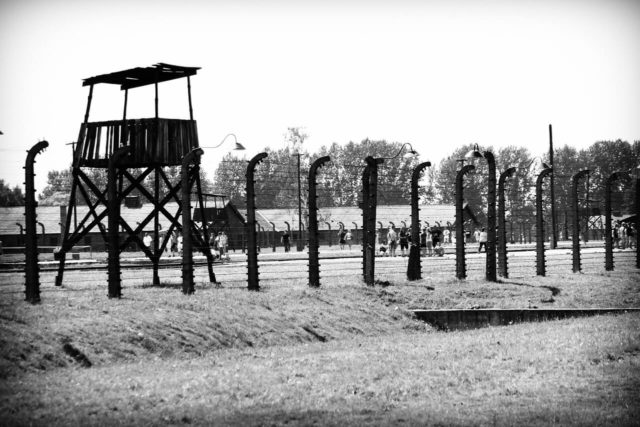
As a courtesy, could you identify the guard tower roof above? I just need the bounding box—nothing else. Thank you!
[82,63,200,90]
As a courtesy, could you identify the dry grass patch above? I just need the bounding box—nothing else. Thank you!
[1,269,638,377]
[0,314,638,426]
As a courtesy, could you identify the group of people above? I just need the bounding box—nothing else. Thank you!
[375,225,445,257]
[143,231,182,257]
[141,230,230,261]
[210,231,230,261]
[613,221,636,249]
[338,228,353,250]
[418,227,445,257]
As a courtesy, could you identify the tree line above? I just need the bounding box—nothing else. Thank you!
[212,135,639,225]
[2,132,638,230]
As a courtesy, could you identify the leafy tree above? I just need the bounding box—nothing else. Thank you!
[0,180,25,206]
[39,169,73,205]
[212,154,247,206]
[583,140,638,214]
[211,137,424,212]
[284,127,308,152]
[538,144,587,239]
[433,144,536,229]
[314,139,422,207]
[211,128,311,211]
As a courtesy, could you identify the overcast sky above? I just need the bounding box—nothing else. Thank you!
[1,0,639,192]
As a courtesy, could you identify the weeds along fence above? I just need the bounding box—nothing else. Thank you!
[3,148,639,300]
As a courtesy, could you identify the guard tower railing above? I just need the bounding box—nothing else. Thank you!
[75,118,199,168]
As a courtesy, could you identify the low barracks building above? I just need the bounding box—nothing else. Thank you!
[0,203,471,253]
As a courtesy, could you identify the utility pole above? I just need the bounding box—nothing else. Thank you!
[297,152,303,251]
[549,124,557,248]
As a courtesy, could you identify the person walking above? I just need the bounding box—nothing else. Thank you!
[170,231,178,257]
[387,226,398,257]
[399,227,409,257]
[219,231,229,261]
[619,222,627,250]
[282,230,291,252]
[213,231,222,259]
[431,227,441,249]
[345,229,353,250]
[613,221,620,249]
[443,228,450,244]
[338,228,347,250]
[478,227,488,253]
[143,233,152,249]
[628,223,636,249]
[165,232,173,257]
[420,228,427,257]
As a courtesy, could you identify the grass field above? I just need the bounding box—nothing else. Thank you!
[0,265,639,425]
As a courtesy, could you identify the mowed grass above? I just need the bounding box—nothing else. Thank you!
[0,267,639,425]
[1,315,639,426]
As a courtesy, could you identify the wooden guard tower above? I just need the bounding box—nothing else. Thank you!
[55,63,216,289]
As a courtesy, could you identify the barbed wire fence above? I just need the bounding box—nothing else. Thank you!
[2,149,639,301]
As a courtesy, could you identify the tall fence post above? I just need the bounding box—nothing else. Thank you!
[308,156,331,288]
[408,161,431,281]
[364,156,383,285]
[24,140,49,304]
[181,148,204,295]
[324,222,332,247]
[361,165,370,279]
[636,175,640,269]
[246,153,268,291]
[456,165,475,279]
[284,221,291,251]
[498,167,516,278]
[535,167,553,276]
[604,171,631,271]
[107,146,131,298]
[571,169,590,273]
[549,124,558,249]
[269,222,277,252]
[484,151,497,282]
[351,222,359,245]
[257,223,264,251]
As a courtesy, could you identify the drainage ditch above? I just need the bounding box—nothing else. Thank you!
[411,308,640,331]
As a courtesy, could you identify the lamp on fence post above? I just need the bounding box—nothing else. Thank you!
[201,133,246,151]
[465,143,497,282]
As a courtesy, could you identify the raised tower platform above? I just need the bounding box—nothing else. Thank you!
[55,63,215,290]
